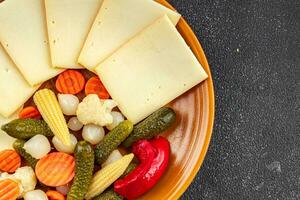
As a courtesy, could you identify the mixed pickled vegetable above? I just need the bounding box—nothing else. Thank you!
[0,70,177,200]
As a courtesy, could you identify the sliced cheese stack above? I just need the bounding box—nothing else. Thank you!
[0,0,63,86]
[79,0,181,71]
[96,16,208,124]
[45,0,104,69]
[0,45,39,118]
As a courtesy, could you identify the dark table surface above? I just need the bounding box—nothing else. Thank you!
[168,0,300,199]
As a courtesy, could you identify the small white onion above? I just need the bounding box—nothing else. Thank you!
[58,94,79,116]
[56,184,70,196]
[52,134,77,154]
[101,149,123,168]
[24,135,51,159]
[106,111,125,131]
[82,124,105,145]
[68,117,83,131]
[24,190,48,200]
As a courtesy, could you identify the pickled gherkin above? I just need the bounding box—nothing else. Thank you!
[2,118,53,140]
[13,139,38,168]
[123,107,176,147]
[67,141,95,200]
[94,121,133,164]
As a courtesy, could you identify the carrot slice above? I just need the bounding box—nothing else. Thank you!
[19,106,41,119]
[35,152,75,187]
[46,190,65,200]
[56,70,85,94]
[85,77,110,99]
[0,179,20,200]
[0,150,21,173]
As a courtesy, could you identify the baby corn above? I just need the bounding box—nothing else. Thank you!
[85,153,134,199]
[33,89,71,146]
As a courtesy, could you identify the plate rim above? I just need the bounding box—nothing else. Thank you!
[156,0,215,199]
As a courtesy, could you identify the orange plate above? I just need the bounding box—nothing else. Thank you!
[137,1,215,199]
[23,0,215,199]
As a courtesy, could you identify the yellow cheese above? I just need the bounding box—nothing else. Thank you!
[0,0,63,86]
[0,108,22,151]
[0,131,16,152]
[79,0,181,71]
[45,0,103,69]
[96,16,208,124]
[0,45,39,117]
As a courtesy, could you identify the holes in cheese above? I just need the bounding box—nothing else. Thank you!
[0,0,63,86]
[0,45,38,118]
[78,0,181,71]
[44,0,103,69]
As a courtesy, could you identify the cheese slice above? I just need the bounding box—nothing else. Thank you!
[0,45,39,117]
[45,0,103,69]
[0,131,16,152]
[0,108,22,151]
[79,0,181,71]
[96,16,208,124]
[0,0,63,86]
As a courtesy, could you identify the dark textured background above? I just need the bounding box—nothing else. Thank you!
[168,0,300,199]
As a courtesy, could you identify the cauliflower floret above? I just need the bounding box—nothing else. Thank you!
[13,167,37,193]
[1,166,37,196]
[76,94,117,126]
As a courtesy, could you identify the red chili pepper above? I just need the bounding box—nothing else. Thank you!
[114,136,170,199]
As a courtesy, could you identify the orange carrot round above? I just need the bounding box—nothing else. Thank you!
[85,77,110,99]
[19,106,41,119]
[0,179,20,200]
[35,152,75,187]
[0,150,21,173]
[46,190,65,200]
[56,70,85,94]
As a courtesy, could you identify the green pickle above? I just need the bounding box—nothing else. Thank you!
[13,139,38,168]
[123,107,176,147]
[2,118,53,139]
[67,141,95,200]
[94,120,133,164]
[92,189,123,200]
[13,139,50,190]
